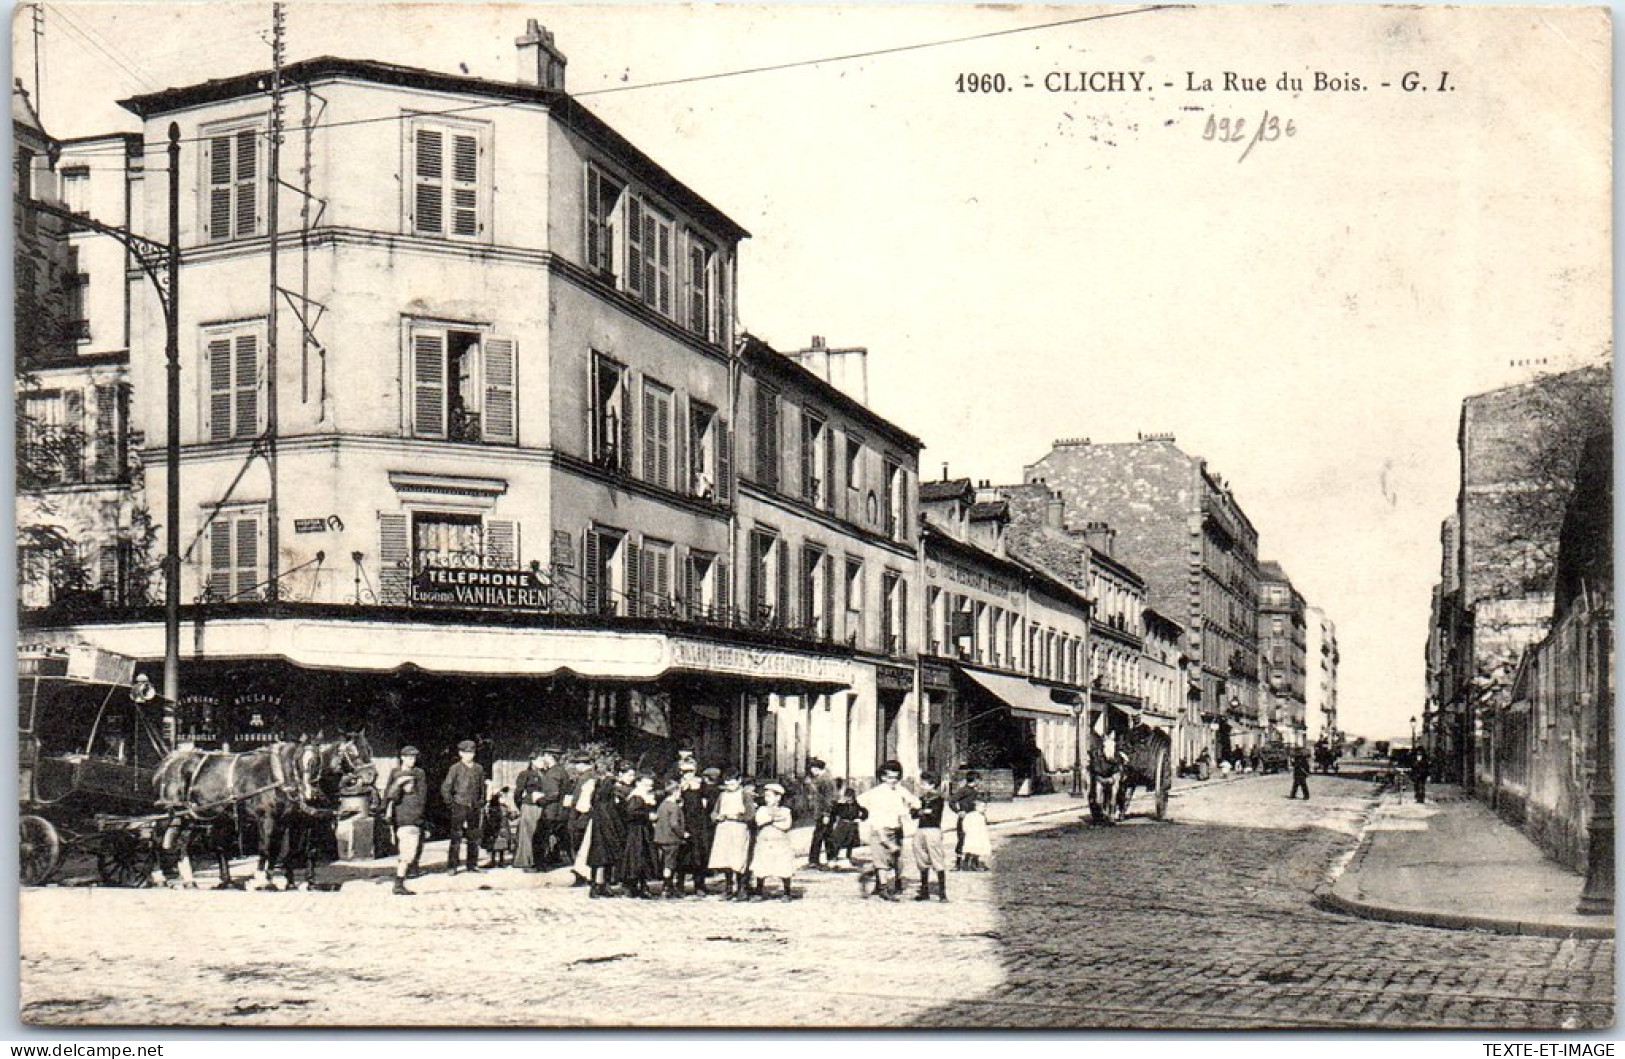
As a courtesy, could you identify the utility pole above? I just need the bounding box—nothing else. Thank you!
[163,122,181,734]
[264,2,284,600]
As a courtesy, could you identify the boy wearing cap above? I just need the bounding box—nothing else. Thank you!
[384,747,428,895]
[800,758,838,870]
[441,739,486,874]
[857,760,919,900]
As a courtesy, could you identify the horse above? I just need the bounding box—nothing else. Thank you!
[1087,744,1128,824]
[151,732,374,890]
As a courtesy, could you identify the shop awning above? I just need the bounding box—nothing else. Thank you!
[957,668,1075,720]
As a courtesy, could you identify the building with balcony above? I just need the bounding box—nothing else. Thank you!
[1305,605,1339,745]
[1258,560,1308,748]
[17,28,923,784]
[1023,434,1261,759]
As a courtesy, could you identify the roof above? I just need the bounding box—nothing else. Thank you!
[920,478,974,504]
[969,500,1009,521]
[740,334,922,453]
[923,523,1089,614]
[13,79,46,137]
[118,56,748,242]
[1259,560,1290,584]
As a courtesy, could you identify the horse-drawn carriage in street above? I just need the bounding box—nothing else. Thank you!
[1087,716,1174,824]
[20,644,377,889]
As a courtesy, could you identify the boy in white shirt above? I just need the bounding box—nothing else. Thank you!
[856,760,919,900]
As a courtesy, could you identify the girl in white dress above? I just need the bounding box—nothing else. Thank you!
[959,795,992,870]
[707,770,753,900]
[747,782,797,900]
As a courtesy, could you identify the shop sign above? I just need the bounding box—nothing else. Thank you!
[669,638,852,684]
[876,665,914,692]
[293,518,329,534]
[413,566,550,610]
[921,661,953,690]
[929,559,1020,600]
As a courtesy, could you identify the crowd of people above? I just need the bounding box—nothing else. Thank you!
[380,743,995,901]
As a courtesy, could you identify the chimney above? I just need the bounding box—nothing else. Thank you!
[1046,490,1065,530]
[941,463,949,482]
[516,20,567,90]
[811,335,826,350]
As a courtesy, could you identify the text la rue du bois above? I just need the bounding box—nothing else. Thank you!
[953,69,1452,94]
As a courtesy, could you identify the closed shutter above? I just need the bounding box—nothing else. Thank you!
[654,547,671,607]
[716,419,733,504]
[208,520,232,601]
[824,426,837,510]
[487,520,517,568]
[583,529,602,613]
[451,133,479,237]
[413,126,444,235]
[642,384,659,483]
[755,383,778,489]
[411,331,446,437]
[688,242,707,332]
[61,390,84,483]
[823,553,834,638]
[481,336,517,443]
[234,129,258,238]
[93,384,118,480]
[206,337,232,441]
[626,197,645,299]
[746,532,763,620]
[207,136,232,240]
[640,548,657,615]
[684,553,700,618]
[625,539,642,617]
[655,221,672,315]
[715,561,731,622]
[378,513,410,604]
[775,538,789,628]
[799,416,814,501]
[898,578,909,653]
[585,168,604,271]
[672,394,688,495]
[619,376,633,474]
[641,210,658,307]
[234,515,260,600]
[233,333,259,439]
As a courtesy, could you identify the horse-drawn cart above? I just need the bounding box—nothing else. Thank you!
[19,644,175,886]
[1087,719,1174,823]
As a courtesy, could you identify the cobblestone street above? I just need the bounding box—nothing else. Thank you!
[19,775,1613,1029]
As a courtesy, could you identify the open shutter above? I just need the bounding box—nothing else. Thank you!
[825,426,837,510]
[487,520,517,568]
[208,520,232,601]
[619,376,633,474]
[207,337,232,441]
[411,331,446,437]
[642,384,659,483]
[775,538,789,628]
[93,384,118,480]
[234,129,258,237]
[899,578,909,653]
[683,553,698,618]
[640,548,658,615]
[716,561,731,622]
[61,390,84,483]
[823,553,834,638]
[655,547,670,608]
[481,336,517,443]
[716,419,733,504]
[746,533,763,621]
[234,514,260,601]
[625,539,642,617]
[585,168,602,271]
[378,513,409,604]
[582,530,602,614]
[207,136,232,240]
[672,394,688,495]
[655,222,672,315]
[451,133,479,237]
[413,126,445,235]
[233,333,259,439]
[799,416,814,502]
[626,197,645,299]
[641,210,658,307]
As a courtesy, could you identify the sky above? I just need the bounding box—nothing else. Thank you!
[14,3,1612,741]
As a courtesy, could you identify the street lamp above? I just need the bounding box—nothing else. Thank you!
[1410,715,1417,748]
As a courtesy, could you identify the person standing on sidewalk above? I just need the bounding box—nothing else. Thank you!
[911,771,950,902]
[800,758,838,870]
[441,739,486,873]
[1288,750,1311,800]
[537,749,571,867]
[384,746,427,896]
[512,749,548,872]
[858,760,919,900]
[1410,748,1430,803]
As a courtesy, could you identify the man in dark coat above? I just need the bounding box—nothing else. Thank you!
[799,758,839,869]
[441,739,486,873]
[1410,748,1430,804]
[1288,750,1311,800]
[384,746,428,896]
[538,748,571,867]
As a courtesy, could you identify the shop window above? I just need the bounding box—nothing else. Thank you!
[413,511,484,571]
[408,327,516,444]
[590,353,630,473]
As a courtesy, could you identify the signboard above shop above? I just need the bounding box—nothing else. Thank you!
[413,566,551,610]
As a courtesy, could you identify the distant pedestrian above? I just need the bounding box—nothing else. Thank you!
[959,791,991,870]
[654,777,687,898]
[482,788,515,867]
[1288,751,1311,800]
[827,787,867,866]
[618,772,660,899]
[538,748,571,867]
[748,781,797,900]
[566,754,595,878]
[441,739,486,873]
[383,746,427,896]
[512,749,549,871]
[1410,749,1430,804]
[952,771,983,869]
[858,760,919,900]
[680,768,717,895]
[911,771,950,902]
[587,760,635,898]
[799,758,839,870]
[709,769,754,900]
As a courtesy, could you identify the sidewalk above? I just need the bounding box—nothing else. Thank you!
[1321,784,1613,939]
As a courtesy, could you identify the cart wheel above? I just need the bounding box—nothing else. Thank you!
[97,831,155,888]
[20,815,61,886]
[1152,746,1172,820]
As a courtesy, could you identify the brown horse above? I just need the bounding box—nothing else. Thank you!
[152,733,374,889]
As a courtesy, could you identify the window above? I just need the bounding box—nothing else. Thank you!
[884,458,906,541]
[747,529,786,626]
[626,196,673,315]
[21,390,84,485]
[754,382,780,489]
[585,166,623,277]
[205,506,265,603]
[583,525,626,615]
[845,436,862,490]
[685,549,730,621]
[60,165,88,215]
[628,537,673,618]
[91,382,128,482]
[881,570,908,655]
[845,556,865,645]
[202,322,264,442]
[800,410,829,508]
[800,545,829,636]
[406,118,484,239]
[684,233,722,340]
[590,354,631,472]
[65,248,87,342]
[203,124,260,241]
[688,400,718,499]
[641,379,673,489]
[407,327,515,444]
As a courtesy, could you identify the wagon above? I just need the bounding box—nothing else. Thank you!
[19,644,176,887]
[1087,717,1174,823]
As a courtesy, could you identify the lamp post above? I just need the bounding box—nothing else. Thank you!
[1409,715,1417,749]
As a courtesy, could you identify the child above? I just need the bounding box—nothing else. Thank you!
[653,777,687,898]
[910,771,950,902]
[960,791,992,871]
[482,787,516,868]
[707,769,753,900]
[953,772,983,869]
[680,771,715,896]
[747,781,797,901]
[618,772,660,898]
[857,760,919,901]
[826,787,867,867]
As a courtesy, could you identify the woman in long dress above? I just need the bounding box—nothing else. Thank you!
[618,773,660,898]
[707,770,753,900]
[587,761,634,897]
[747,781,797,900]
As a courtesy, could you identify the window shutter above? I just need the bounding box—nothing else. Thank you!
[640,547,657,614]
[619,376,633,473]
[672,393,688,495]
[775,538,789,627]
[584,168,601,270]
[378,513,410,604]
[487,519,517,568]
[625,539,642,617]
[899,578,909,653]
[208,520,232,601]
[823,554,834,637]
[824,426,836,509]
[451,133,479,237]
[641,211,658,307]
[234,129,258,237]
[626,197,645,299]
[746,533,763,619]
[683,553,698,618]
[642,384,658,483]
[412,331,446,437]
[233,333,259,439]
[93,384,118,480]
[656,390,671,488]
[481,336,517,443]
[583,530,602,613]
[716,561,731,622]
[654,547,670,605]
[61,390,84,483]
[97,547,118,600]
[206,337,232,441]
[413,126,444,235]
[716,419,733,504]
[799,416,814,502]
[656,222,672,315]
[234,514,260,600]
